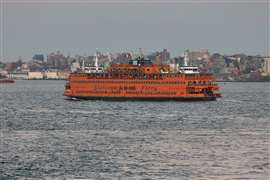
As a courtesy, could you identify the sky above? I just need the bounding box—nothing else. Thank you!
[0,0,269,61]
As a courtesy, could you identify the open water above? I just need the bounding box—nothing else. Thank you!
[0,80,269,179]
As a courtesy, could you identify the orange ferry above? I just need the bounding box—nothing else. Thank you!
[64,52,221,101]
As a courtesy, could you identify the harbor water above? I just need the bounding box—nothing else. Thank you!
[0,81,269,179]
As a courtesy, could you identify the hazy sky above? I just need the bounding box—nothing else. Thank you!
[1,0,269,61]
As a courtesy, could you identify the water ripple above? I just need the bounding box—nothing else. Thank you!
[0,81,269,179]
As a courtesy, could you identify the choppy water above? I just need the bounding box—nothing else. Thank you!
[0,80,269,179]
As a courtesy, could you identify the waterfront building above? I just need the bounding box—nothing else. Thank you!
[45,72,58,79]
[9,72,28,80]
[57,71,70,80]
[28,72,44,79]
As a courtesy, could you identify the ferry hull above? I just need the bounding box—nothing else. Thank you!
[65,95,217,101]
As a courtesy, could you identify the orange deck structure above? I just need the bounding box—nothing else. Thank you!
[64,57,221,101]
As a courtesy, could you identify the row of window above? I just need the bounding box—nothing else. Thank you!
[74,73,212,79]
[75,90,177,95]
[126,91,177,95]
[83,73,184,78]
[76,91,121,94]
[71,80,186,85]
[70,80,216,86]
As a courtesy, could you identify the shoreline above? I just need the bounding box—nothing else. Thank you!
[218,80,270,83]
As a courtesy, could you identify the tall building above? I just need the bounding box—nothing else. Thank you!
[161,49,170,63]
[262,57,270,76]
[33,54,44,62]
[188,49,210,61]
[149,49,171,65]
[47,52,69,70]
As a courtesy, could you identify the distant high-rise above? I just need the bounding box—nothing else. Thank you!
[149,49,171,65]
[33,54,44,62]
[262,57,270,76]
[188,49,210,62]
[47,52,69,70]
[161,49,170,64]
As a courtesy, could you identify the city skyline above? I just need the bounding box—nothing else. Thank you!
[0,0,269,61]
